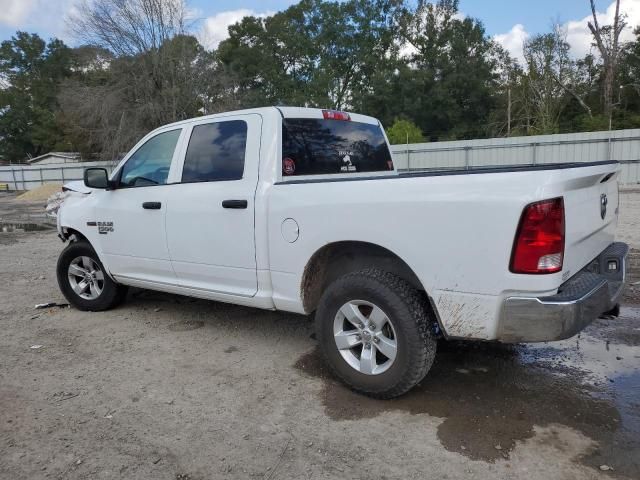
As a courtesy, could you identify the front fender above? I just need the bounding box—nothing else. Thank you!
[57,193,116,281]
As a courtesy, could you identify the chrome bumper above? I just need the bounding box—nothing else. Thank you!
[498,242,628,343]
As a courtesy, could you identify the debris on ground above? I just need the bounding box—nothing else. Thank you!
[53,391,80,402]
[30,345,44,349]
[16,184,62,202]
[35,302,69,309]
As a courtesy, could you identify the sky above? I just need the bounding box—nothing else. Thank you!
[0,0,639,65]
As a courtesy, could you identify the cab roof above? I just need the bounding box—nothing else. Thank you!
[158,106,380,131]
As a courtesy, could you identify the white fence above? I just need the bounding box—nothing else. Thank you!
[2,129,640,191]
[390,128,640,185]
[0,161,114,191]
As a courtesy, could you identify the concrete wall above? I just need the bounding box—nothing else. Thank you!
[0,161,114,191]
[390,128,640,185]
[2,129,639,190]
[28,156,82,165]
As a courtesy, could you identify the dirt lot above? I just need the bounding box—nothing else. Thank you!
[0,191,639,480]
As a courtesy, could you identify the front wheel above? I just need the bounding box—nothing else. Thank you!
[56,241,127,311]
[315,268,437,399]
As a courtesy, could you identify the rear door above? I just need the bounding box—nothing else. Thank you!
[164,114,261,297]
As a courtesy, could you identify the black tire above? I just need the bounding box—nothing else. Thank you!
[315,268,437,399]
[56,241,127,311]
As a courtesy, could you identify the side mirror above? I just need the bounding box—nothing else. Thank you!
[84,168,110,189]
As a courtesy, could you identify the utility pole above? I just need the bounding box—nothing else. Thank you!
[609,84,632,158]
[507,87,512,136]
[406,129,410,170]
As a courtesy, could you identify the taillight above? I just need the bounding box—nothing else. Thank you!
[322,109,351,121]
[510,197,565,274]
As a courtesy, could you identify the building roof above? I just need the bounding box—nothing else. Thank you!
[26,152,81,164]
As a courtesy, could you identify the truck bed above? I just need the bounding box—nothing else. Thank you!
[268,160,620,340]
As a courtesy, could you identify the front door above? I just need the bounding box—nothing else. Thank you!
[94,127,184,285]
[164,114,261,297]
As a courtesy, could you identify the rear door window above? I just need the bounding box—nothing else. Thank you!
[282,119,393,176]
[182,120,247,183]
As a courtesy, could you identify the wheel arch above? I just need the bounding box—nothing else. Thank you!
[59,225,116,282]
[300,241,430,314]
[60,226,90,244]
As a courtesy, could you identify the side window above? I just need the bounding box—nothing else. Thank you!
[182,120,247,183]
[119,129,181,187]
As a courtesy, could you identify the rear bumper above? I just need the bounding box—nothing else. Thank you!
[498,242,628,343]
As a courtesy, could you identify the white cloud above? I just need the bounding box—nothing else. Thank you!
[565,0,640,58]
[0,0,75,42]
[0,0,37,26]
[198,9,274,50]
[493,24,530,65]
[495,0,640,64]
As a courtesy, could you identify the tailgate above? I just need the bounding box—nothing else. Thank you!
[560,163,619,279]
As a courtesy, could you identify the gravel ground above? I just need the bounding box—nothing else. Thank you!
[617,188,640,250]
[0,191,638,480]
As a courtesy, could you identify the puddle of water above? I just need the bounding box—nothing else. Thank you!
[295,314,640,477]
[0,222,54,233]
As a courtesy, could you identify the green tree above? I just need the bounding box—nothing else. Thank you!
[7,0,640,164]
[520,26,595,135]
[217,0,401,110]
[0,32,72,162]
[385,118,424,144]
[615,27,640,129]
[474,41,524,137]
[391,0,499,140]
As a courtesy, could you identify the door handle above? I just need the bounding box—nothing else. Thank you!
[142,202,162,210]
[222,199,248,209]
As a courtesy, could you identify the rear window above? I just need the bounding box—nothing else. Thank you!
[282,119,393,176]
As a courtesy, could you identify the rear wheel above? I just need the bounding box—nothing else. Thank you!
[315,268,437,399]
[56,241,127,311]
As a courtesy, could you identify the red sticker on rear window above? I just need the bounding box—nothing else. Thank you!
[283,157,296,175]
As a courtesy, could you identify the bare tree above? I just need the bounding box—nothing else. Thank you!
[588,0,626,117]
[69,0,187,57]
[550,24,593,119]
[523,29,574,133]
[61,0,236,158]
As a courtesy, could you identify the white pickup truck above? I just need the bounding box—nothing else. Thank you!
[56,106,628,398]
